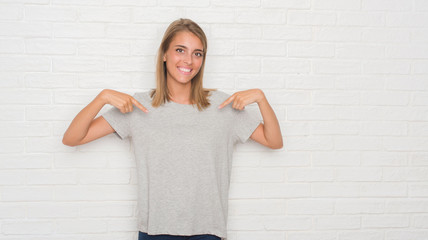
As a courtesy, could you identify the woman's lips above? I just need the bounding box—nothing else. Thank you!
[178,67,192,75]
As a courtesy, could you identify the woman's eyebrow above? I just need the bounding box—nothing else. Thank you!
[174,45,204,52]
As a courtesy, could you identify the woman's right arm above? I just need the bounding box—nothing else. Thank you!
[62,89,148,147]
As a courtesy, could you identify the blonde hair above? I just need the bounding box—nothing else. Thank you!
[149,18,216,111]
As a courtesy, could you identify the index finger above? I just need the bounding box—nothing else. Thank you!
[131,98,149,113]
[218,95,235,109]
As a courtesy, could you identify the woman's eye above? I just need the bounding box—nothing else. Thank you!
[195,52,203,57]
[176,48,184,53]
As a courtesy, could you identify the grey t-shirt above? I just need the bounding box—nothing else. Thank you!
[101,89,262,240]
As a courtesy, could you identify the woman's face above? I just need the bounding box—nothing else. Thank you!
[163,31,204,86]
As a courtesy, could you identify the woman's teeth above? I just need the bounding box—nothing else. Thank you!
[178,67,191,73]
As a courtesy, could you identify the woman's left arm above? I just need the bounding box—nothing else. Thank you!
[218,88,283,149]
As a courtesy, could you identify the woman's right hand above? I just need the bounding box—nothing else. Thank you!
[99,89,149,113]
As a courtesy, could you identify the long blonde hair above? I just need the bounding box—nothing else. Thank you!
[149,18,216,111]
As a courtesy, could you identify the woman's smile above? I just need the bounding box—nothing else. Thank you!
[178,66,192,75]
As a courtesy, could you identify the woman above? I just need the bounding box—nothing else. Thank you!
[63,18,283,240]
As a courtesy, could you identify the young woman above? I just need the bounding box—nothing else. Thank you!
[63,18,283,240]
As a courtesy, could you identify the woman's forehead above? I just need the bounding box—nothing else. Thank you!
[170,31,204,50]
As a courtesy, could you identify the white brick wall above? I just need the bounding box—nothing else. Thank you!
[1,0,427,239]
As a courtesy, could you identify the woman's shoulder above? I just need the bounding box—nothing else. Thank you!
[132,90,152,103]
[208,89,231,99]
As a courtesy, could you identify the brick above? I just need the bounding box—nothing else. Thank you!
[77,40,131,56]
[79,7,131,22]
[263,216,312,230]
[312,183,360,197]
[263,26,312,40]
[338,231,384,240]
[288,11,336,26]
[337,12,384,26]
[313,60,361,74]
[0,56,50,72]
[311,121,359,135]
[314,27,361,41]
[363,60,410,74]
[410,184,428,197]
[184,8,235,23]
[0,122,51,138]
[1,186,53,201]
[336,167,382,181]
[387,45,428,59]
[262,183,311,198]
[287,199,334,214]
[361,151,407,166]
[54,185,136,201]
[212,24,262,39]
[54,23,105,38]
[312,90,359,105]
[286,75,334,89]
[0,139,25,153]
[336,44,384,59]
[360,121,406,136]
[0,39,24,54]
[361,91,409,106]
[205,56,260,73]
[56,219,107,233]
[362,0,412,11]
[0,89,51,105]
[27,203,79,218]
[315,216,360,230]
[26,39,76,55]
[313,0,361,10]
[25,5,76,21]
[288,42,335,58]
[287,168,335,182]
[387,13,428,27]
[386,231,428,240]
[312,152,360,166]
[0,5,22,20]
[104,0,156,6]
[237,40,286,56]
[78,169,131,184]
[0,22,51,37]
[2,221,53,235]
[230,199,285,215]
[262,58,310,73]
[262,0,310,9]
[363,28,410,43]
[106,23,158,39]
[80,202,135,217]
[363,215,409,228]
[383,137,428,151]
[25,73,76,88]
[233,167,284,183]
[385,198,428,213]
[52,56,105,72]
[413,215,428,228]
[288,232,336,240]
[336,199,384,214]
[360,183,407,197]
[212,0,259,7]
[0,154,51,169]
[52,0,103,5]
[237,9,286,24]
[160,0,209,7]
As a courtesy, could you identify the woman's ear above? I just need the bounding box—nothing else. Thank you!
[163,54,166,62]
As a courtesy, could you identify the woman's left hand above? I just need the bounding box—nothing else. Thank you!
[218,88,265,110]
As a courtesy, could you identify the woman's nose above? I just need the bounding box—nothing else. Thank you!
[183,53,192,64]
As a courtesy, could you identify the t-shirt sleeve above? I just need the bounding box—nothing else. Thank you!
[101,100,133,140]
[232,106,263,144]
